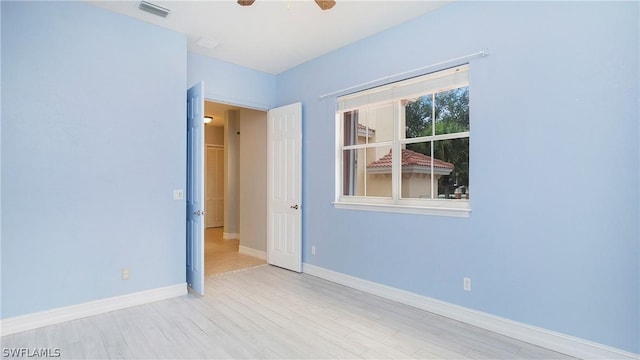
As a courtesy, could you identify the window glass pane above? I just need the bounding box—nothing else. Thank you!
[343,147,392,197]
[359,102,394,143]
[343,110,358,146]
[342,148,362,196]
[402,142,438,199]
[435,87,469,135]
[404,95,433,139]
[365,145,392,197]
[434,138,469,199]
[402,138,469,200]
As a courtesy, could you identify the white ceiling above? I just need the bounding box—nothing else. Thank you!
[87,0,451,74]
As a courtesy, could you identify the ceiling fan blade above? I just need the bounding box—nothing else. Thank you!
[237,0,255,6]
[315,0,336,10]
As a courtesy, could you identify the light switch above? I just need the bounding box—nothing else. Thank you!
[173,189,184,200]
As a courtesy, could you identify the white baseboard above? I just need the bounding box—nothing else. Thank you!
[302,263,638,360]
[223,232,240,240]
[1,283,187,337]
[238,246,267,260]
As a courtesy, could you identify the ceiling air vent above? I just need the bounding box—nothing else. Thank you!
[138,1,171,17]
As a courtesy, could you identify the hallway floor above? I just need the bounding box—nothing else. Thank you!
[204,227,266,276]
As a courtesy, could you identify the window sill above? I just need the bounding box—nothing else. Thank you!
[333,201,470,218]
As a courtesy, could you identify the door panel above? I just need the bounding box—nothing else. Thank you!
[186,82,205,295]
[267,103,302,272]
[206,146,224,228]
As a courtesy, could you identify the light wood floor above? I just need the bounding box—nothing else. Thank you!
[205,227,266,276]
[1,265,576,359]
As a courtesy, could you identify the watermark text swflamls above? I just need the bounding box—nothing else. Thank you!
[2,348,61,358]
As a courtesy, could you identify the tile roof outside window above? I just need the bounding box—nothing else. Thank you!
[367,149,454,170]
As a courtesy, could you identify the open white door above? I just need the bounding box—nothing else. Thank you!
[186,82,205,295]
[267,102,302,272]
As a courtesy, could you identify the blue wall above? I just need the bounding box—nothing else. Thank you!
[1,2,187,317]
[277,1,639,353]
[1,0,637,354]
[188,53,276,110]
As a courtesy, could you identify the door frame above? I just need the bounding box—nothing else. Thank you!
[188,96,302,279]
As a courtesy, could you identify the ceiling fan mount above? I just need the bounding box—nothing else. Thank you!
[237,0,336,11]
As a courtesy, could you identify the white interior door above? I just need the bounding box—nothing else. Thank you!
[186,81,205,295]
[205,146,224,228]
[267,102,302,272]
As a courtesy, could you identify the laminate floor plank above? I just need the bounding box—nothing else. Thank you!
[109,309,159,359]
[73,318,111,359]
[516,342,580,360]
[58,318,82,346]
[189,297,277,358]
[345,330,415,359]
[147,299,223,358]
[205,286,341,359]
[228,279,365,357]
[406,336,472,360]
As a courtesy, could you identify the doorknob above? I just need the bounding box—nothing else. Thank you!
[290,204,299,210]
[193,210,206,216]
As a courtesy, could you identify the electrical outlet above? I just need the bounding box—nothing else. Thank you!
[463,277,471,291]
[311,245,316,255]
[122,268,130,280]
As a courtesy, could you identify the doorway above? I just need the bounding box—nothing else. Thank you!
[203,101,268,276]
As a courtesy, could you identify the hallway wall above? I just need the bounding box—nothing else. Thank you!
[239,109,268,253]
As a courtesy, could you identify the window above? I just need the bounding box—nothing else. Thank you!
[335,65,470,217]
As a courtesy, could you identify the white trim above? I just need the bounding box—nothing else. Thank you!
[238,245,267,260]
[302,264,639,360]
[333,201,470,218]
[223,232,240,240]
[0,283,187,336]
[400,131,471,144]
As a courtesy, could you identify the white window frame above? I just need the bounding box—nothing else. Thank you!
[333,65,471,218]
